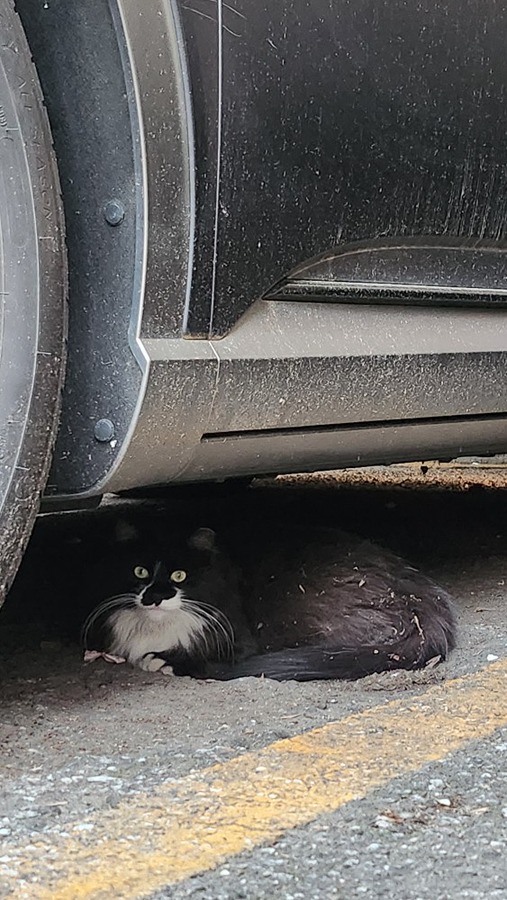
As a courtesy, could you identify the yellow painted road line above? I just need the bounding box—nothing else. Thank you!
[3,659,507,900]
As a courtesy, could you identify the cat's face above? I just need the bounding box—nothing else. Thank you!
[118,526,222,614]
[82,525,243,667]
[129,562,195,613]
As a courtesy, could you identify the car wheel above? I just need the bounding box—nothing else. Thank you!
[0,0,67,604]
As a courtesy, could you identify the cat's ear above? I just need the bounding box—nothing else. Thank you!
[188,527,217,552]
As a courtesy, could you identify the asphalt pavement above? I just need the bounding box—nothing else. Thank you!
[0,470,506,900]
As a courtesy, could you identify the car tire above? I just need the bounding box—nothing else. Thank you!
[0,0,67,604]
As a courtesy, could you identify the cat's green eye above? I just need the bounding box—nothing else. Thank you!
[133,565,150,580]
[170,569,187,583]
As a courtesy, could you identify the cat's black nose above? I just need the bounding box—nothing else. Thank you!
[141,586,177,606]
[141,595,162,606]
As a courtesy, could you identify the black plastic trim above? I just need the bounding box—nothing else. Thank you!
[267,283,507,308]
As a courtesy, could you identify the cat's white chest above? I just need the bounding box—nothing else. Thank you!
[108,604,203,663]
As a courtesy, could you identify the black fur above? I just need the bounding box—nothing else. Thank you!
[207,632,453,682]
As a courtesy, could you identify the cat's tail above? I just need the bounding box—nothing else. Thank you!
[207,606,456,682]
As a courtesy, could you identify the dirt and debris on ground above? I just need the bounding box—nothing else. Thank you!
[267,456,507,492]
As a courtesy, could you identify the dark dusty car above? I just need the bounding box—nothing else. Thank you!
[1,0,507,603]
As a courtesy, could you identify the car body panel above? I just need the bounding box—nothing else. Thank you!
[179,0,507,335]
[15,0,507,498]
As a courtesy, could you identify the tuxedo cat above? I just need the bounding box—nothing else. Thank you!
[82,524,456,681]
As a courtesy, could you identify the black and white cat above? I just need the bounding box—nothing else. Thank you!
[82,524,456,681]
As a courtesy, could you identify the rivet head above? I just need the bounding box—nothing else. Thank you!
[104,199,124,226]
[94,418,115,442]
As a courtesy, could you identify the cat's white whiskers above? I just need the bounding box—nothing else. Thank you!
[184,600,235,659]
[195,611,222,655]
[82,601,126,645]
[179,604,216,652]
[176,607,211,656]
[201,605,235,651]
[81,593,138,648]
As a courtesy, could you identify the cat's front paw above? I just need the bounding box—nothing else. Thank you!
[139,653,174,675]
[84,650,126,665]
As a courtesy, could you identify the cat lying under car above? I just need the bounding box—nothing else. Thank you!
[82,523,456,681]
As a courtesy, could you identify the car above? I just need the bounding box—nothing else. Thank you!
[1,0,506,602]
